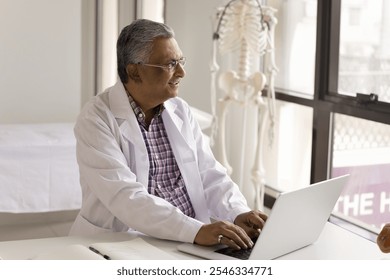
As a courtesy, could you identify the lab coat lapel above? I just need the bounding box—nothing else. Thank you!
[109,81,149,188]
[163,102,211,223]
[162,102,194,161]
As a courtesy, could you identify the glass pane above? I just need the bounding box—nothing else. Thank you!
[263,100,313,193]
[338,0,390,103]
[331,113,390,231]
[268,0,317,96]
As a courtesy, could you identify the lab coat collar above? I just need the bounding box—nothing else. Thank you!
[109,81,133,120]
[163,100,183,132]
[109,80,183,134]
[108,81,146,156]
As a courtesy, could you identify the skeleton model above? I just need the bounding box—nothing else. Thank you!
[210,0,278,209]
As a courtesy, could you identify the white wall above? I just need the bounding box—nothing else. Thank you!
[0,0,83,124]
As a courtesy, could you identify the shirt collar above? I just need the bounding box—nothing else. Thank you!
[125,88,165,125]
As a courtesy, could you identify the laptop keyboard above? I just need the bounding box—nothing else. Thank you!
[215,237,258,260]
[215,246,253,260]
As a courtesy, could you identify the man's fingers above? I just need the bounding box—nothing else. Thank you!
[377,226,390,253]
[248,211,267,229]
[222,226,254,249]
[194,220,257,249]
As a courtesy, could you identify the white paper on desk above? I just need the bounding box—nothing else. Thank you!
[32,244,105,260]
[90,238,176,260]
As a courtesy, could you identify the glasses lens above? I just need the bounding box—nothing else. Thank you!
[179,58,186,67]
[167,58,186,71]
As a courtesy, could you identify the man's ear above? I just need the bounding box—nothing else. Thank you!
[126,64,142,83]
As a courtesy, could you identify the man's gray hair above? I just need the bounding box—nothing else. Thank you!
[117,19,175,83]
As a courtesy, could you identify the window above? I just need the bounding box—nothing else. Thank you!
[332,114,390,230]
[263,100,313,193]
[337,0,390,102]
[268,0,390,238]
[269,0,318,97]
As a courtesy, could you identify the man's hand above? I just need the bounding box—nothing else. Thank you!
[234,210,268,239]
[194,221,254,250]
[377,223,390,253]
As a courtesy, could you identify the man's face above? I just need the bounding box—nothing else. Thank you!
[133,37,186,110]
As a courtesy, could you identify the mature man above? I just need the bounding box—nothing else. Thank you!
[69,19,267,250]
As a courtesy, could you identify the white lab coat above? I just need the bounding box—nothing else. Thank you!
[69,81,250,243]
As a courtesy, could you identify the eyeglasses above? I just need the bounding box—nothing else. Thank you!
[138,57,186,71]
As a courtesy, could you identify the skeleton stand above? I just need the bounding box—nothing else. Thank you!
[210,0,278,210]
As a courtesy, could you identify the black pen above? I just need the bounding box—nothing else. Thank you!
[89,246,111,260]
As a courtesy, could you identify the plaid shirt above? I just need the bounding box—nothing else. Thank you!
[127,93,196,218]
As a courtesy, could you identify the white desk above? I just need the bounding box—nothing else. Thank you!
[0,222,387,260]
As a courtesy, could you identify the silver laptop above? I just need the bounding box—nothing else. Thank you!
[177,175,349,260]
